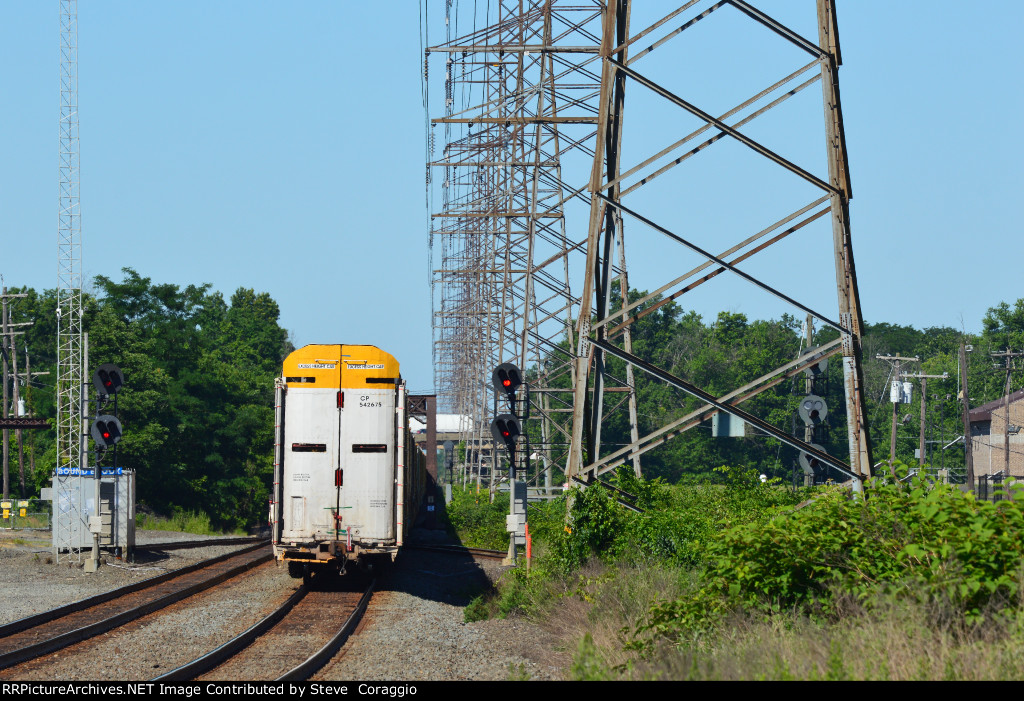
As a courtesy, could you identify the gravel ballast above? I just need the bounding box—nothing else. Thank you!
[0,529,567,681]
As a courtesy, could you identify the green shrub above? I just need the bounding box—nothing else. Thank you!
[633,463,1024,650]
[464,594,491,623]
[444,485,512,549]
[136,509,230,535]
[547,465,805,574]
[705,469,1024,615]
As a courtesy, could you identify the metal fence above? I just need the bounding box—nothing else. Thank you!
[0,504,51,531]
[974,474,1021,502]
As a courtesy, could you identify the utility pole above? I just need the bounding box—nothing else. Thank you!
[901,371,949,467]
[960,341,975,488]
[990,349,1023,476]
[876,355,919,464]
[2,289,7,500]
[16,348,48,495]
[801,314,816,486]
[1,288,30,499]
[11,315,19,496]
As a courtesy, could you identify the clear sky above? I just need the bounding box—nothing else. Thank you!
[1,2,1021,394]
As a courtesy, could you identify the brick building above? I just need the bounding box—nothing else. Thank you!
[969,388,1024,477]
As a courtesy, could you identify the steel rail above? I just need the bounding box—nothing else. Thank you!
[0,543,271,671]
[0,541,268,639]
[278,581,375,681]
[405,544,507,560]
[136,536,265,552]
[152,584,309,682]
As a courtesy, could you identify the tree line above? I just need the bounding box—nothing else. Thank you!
[5,266,1022,527]
[5,268,291,530]
[546,287,1024,484]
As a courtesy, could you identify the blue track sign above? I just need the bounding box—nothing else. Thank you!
[55,467,125,477]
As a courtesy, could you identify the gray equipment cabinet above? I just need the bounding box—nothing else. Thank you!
[48,468,136,556]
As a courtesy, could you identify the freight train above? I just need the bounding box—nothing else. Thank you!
[269,344,425,580]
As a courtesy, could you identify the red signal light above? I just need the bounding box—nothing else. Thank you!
[502,379,511,387]
[102,431,111,439]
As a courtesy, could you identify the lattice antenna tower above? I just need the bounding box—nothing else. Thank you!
[56,0,85,560]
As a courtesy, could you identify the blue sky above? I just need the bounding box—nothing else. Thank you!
[1,2,1021,393]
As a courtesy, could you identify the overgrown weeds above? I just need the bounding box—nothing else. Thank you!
[444,486,514,550]
[445,463,1024,679]
[135,509,238,535]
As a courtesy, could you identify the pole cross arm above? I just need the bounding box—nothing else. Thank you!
[0,418,50,430]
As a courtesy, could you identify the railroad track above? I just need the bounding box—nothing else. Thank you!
[136,536,265,552]
[0,542,271,674]
[155,576,374,681]
[406,543,507,560]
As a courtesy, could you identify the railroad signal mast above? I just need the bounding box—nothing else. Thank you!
[490,363,528,564]
[84,363,123,572]
[796,317,833,484]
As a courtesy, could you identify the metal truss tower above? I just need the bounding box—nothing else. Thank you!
[566,0,873,487]
[428,1,873,490]
[56,0,85,560]
[427,2,629,487]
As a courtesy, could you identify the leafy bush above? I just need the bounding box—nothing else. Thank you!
[444,485,512,549]
[136,508,235,535]
[546,466,805,574]
[708,470,1024,613]
[635,464,1024,649]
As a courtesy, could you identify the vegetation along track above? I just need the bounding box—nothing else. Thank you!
[156,576,374,681]
[0,542,270,673]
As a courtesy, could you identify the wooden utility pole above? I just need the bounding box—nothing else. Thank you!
[11,323,19,495]
[0,288,30,498]
[19,347,26,494]
[802,315,815,485]
[960,341,975,488]
[990,349,1023,476]
[876,354,919,464]
[2,288,7,499]
[901,371,949,467]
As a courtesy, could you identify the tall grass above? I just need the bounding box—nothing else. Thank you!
[135,509,237,536]
[559,565,1024,680]
[444,465,1024,680]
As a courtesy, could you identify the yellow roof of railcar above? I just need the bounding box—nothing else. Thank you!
[282,344,400,390]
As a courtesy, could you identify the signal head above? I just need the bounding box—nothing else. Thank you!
[798,443,827,476]
[93,364,125,399]
[798,394,828,426]
[491,363,523,411]
[90,415,123,448]
[490,413,522,457]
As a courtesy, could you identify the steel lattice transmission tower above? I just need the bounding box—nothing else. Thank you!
[566,0,874,487]
[427,2,624,488]
[56,0,85,560]
[427,1,874,491]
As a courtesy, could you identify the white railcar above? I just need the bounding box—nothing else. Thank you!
[270,344,424,579]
